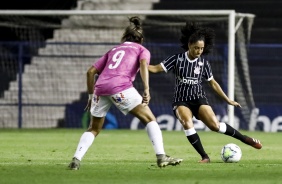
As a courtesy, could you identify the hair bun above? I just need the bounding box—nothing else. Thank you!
[129,16,141,27]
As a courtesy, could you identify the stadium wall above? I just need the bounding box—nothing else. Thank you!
[0,42,281,132]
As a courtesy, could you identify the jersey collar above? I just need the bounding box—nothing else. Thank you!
[185,51,199,63]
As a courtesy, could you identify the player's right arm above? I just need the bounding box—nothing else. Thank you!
[140,59,151,105]
[148,63,164,73]
[85,66,99,111]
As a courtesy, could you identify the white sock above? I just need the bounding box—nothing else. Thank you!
[218,122,227,133]
[146,121,165,155]
[73,132,95,161]
[184,127,197,136]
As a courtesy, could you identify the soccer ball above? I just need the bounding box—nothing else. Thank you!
[220,143,242,163]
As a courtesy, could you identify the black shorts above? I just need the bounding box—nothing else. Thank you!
[172,98,209,120]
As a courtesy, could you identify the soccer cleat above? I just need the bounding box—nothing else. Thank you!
[244,136,262,149]
[68,157,80,170]
[198,154,210,163]
[198,157,210,163]
[157,155,183,167]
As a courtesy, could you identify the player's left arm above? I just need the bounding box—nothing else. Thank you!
[208,78,241,108]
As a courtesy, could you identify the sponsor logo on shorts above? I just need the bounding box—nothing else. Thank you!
[112,92,131,107]
[93,95,99,103]
[112,93,125,103]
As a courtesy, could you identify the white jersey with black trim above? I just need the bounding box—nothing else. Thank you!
[161,51,213,102]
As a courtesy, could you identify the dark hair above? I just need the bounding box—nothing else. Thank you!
[180,22,215,55]
[121,16,144,44]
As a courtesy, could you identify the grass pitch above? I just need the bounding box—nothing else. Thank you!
[0,129,281,184]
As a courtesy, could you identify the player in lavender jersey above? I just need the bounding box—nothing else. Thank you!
[149,22,262,163]
[68,16,182,170]
[93,41,150,96]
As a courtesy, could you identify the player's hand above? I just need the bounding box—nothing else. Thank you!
[142,89,151,106]
[84,99,92,111]
[228,100,241,108]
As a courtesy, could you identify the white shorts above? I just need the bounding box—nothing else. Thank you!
[90,87,142,117]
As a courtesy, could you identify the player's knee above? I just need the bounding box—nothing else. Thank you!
[141,115,156,124]
[208,123,219,131]
[179,119,193,129]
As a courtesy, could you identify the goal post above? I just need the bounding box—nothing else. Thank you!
[0,10,255,129]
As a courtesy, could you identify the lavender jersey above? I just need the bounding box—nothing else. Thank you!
[161,51,213,102]
[93,42,150,96]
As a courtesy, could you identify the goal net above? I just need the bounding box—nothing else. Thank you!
[0,10,255,129]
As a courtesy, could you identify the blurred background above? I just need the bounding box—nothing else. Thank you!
[0,0,281,132]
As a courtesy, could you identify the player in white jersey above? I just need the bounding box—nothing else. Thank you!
[148,22,262,163]
[68,16,182,170]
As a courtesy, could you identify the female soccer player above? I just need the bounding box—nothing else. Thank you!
[68,16,182,170]
[148,22,262,163]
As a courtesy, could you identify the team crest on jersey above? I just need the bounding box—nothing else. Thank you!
[198,61,203,66]
[194,66,201,75]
